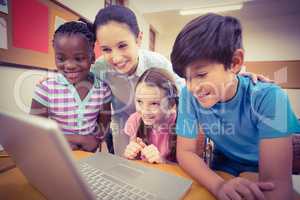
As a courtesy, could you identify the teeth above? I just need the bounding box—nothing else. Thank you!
[198,92,209,98]
[116,61,127,68]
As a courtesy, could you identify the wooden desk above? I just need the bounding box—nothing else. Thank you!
[0,151,221,200]
[1,151,299,200]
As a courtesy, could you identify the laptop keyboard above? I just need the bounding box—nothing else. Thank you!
[79,162,157,200]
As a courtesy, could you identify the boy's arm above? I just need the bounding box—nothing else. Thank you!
[177,135,274,200]
[176,135,225,196]
[259,136,293,200]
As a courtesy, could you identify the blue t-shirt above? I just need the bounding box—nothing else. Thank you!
[176,75,300,163]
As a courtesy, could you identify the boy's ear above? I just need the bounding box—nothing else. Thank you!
[230,49,244,74]
[136,32,143,47]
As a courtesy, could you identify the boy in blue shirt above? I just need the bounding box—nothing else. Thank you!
[171,13,300,200]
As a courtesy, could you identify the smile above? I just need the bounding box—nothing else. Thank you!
[64,71,82,79]
[115,61,128,69]
[197,92,210,98]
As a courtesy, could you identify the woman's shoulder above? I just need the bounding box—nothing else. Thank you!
[91,57,110,77]
[139,49,171,66]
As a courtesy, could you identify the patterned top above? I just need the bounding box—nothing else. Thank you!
[124,112,177,160]
[33,73,111,135]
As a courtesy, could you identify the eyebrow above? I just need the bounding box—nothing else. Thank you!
[100,41,128,48]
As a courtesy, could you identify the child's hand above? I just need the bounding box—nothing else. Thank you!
[141,144,163,164]
[124,138,145,159]
[70,143,80,151]
[80,135,99,152]
[36,76,49,85]
[216,177,274,200]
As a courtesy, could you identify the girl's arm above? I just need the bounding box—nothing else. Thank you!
[80,102,112,152]
[31,99,81,150]
[259,136,293,200]
[30,99,48,117]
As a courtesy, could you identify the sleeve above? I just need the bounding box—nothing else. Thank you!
[147,50,185,92]
[32,82,50,107]
[175,87,200,139]
[91,58,107,81]
[100,81,112,105]
[255,87,300,139]
[163,57,185,92]
[124,113,141,139]
[158,54,185,91]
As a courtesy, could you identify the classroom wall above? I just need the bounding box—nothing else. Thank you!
[153,12,300,62]
[127,1,150,50]
[0,65,47,114]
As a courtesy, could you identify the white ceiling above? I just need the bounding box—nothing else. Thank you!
[129,0,250,13]
[143,0,300,33]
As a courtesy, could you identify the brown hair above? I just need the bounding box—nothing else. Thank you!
[135,68,178,162]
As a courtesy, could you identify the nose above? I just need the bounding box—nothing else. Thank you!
[111,51,123,64]
[64,60,76,70]
[139,104,152,115]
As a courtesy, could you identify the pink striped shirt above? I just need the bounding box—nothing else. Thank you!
[33,73,111,135]
[124,112,176,160]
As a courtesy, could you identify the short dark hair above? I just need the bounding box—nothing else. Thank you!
[171,13,243,78]
[53,19,96,51]
[94,5,140,38]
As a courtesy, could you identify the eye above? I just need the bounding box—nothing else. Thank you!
[101,47,111,53]
[196,73,207,78]
[136,99,142,104]
[56,56,65,62]
[75,56,85,62]
[118,43,128,49]
[151,102,160,106]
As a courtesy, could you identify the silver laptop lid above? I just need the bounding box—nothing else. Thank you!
[0,110,95,200]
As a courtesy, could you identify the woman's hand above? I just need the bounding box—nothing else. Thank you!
[141,144,164,164]
[239,72,274,84]
[215,177,274,200]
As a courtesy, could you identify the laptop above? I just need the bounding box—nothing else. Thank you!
[0,110,192,200]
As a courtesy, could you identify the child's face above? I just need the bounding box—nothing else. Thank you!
[96,21,142,75]
[185,61,237,108]
[54,34,93,84]
[135,83,170,127]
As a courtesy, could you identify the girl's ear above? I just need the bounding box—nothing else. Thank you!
[230,49,244,74]
[136,32,143,47]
